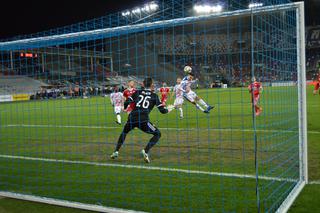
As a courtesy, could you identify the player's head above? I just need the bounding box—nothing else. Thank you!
[113,86,119,93]
[143,77,154,89]
[188,72,195,80]
[162,82,167,87]
[176,77,182,84]
[251,77,256,82]
[128,80,135,88]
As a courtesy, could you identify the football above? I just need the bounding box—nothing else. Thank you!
[184,66,192,74]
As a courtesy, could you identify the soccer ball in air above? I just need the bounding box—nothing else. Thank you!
[184,66,192,74]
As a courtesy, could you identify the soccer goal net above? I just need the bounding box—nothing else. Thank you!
[0,1,307,212]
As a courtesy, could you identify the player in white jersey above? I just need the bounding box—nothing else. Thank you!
[173,77,184,119]
[181,67,214,113]
[110,87,124,125]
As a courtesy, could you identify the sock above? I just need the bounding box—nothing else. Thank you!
[199,99,209,108]
[115,132,127,152]
[196,103,204,112]
[144,130,161,153]
[116,114,121,124]
[255,105,260,113]
[179,108,183,117]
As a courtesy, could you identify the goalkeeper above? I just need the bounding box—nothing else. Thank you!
[110,78,174,163]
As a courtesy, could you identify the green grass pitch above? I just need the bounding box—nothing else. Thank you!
[0,85,318,212]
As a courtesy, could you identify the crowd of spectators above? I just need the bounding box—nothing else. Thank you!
[306,47,320,80]
[31,84,114,100]
[148,30,300,85]
[30,75,154,100]
[149,31,293,56]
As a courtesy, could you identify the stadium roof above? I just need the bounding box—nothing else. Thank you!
[0,0,316,40]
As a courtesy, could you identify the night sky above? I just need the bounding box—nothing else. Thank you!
[0,0,314,39]
[0,0,141,39]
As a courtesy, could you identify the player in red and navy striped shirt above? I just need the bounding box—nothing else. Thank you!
[159,82,170,106]
[123,80,137,114]
[248,77,263,116]
[313,71,320,95]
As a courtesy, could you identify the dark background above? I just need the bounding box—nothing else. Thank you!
[0,0,316,39]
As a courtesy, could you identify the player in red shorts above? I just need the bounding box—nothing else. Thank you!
[248,77,263,116]
[123,80,137,114]
[159,83,170,106]
[313,72,320,95]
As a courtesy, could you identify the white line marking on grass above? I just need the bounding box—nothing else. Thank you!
[0,154,297,183]
[309,180,320,185]
[4,123,314,134]
[0,191,146,213]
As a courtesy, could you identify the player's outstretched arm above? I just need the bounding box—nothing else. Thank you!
[124,92,138,109]
[155,95,169,114]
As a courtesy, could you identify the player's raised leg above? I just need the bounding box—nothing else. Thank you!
[181,68,214,113]
[195,103,205,112]
[195,96,214,113]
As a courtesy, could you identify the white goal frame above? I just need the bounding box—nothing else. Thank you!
[276,2,308,212]
[0,2,307,213]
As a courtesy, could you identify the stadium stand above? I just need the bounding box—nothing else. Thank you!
[0,76,48,95]
[0,25,318,95]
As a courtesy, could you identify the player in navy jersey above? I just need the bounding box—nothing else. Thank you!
[110,77,174,163]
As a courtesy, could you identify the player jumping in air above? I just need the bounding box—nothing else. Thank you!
[181,66,214,113]
[110,87,124,125]
[248,77,263,116]
[123,80,137,114]
[173,77,184,119]
[159,82,170,106]
[313,71,320,95]
[110,78,174,163]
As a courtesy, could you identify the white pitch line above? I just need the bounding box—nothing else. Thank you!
[3,123,314,134]
[0,154,297,183]
[309,180,320,185]
[0,191,146,213]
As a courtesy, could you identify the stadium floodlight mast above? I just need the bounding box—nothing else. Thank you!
[122,1,159,17]
[248,2,264,9]
[193,4,223,14]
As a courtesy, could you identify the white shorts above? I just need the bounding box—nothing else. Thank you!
[184,90,197,102]
[114,106,123,114]
[174,97,184,106]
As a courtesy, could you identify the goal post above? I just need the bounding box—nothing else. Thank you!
[276,2,307,212]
